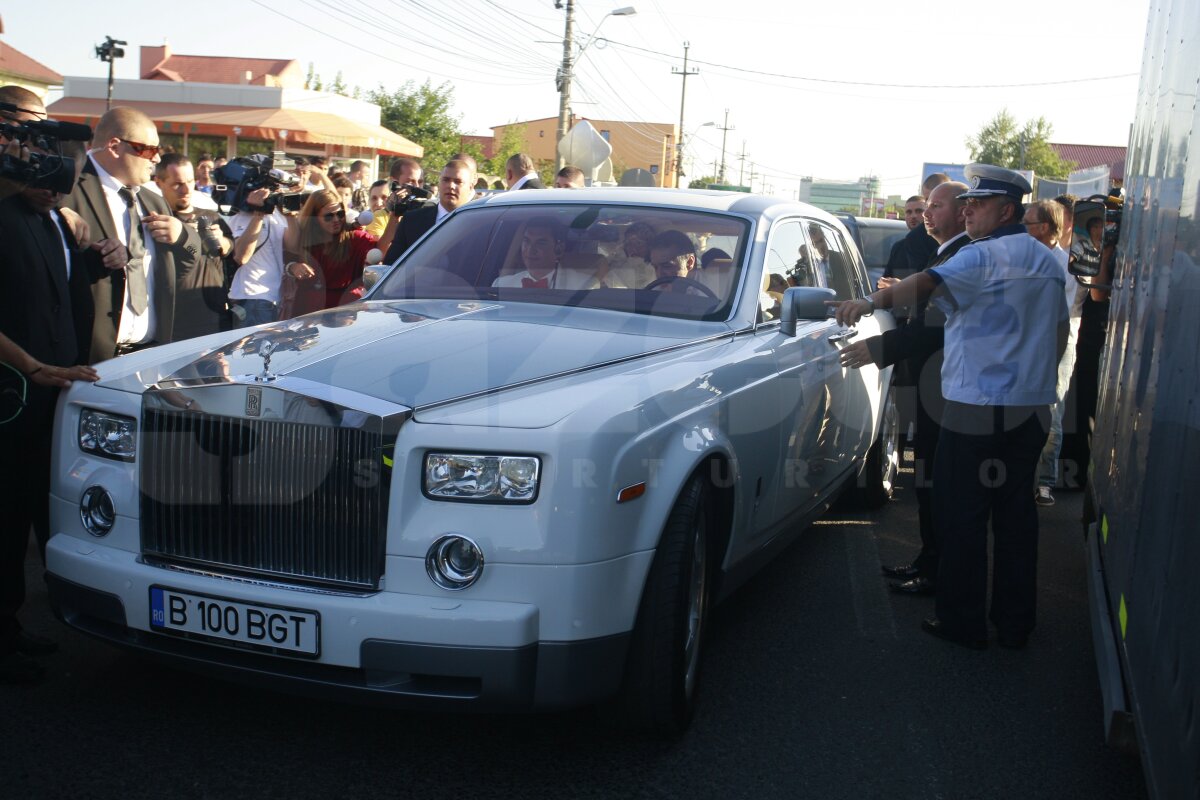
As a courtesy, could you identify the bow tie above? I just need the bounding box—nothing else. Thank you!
[521,276,550,289]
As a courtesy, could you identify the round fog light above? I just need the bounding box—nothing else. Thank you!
[426,534,484,591]
[80,486,116,536]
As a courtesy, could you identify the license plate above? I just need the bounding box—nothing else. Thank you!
[149,586,320,657]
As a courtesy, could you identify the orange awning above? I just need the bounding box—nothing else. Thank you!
[46,97,423,157]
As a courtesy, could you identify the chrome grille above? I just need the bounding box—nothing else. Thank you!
[140,406,387,590]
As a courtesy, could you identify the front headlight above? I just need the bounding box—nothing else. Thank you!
[424,453,540,503]
[79,409,137,462]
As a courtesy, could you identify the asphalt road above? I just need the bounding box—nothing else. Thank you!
[1,459,1147,800]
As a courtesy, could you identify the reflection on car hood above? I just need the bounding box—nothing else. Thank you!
[97,300,727,409]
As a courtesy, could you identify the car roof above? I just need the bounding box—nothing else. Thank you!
[471,187,840,224]
[838,214,907,229]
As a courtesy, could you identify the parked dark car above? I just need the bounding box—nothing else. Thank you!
[835,214,908,289]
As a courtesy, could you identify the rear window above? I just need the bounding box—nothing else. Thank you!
[856,225,907,269]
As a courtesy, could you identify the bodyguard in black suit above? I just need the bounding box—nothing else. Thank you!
[838,181,971,594]
[382,159,477,264]
[60,107,198,363]
[0,183,98,684]
[505,153,546,190]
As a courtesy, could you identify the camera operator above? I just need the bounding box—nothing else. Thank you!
[153,153,235,339]
[0,118,99,683]
[227,159,337,326]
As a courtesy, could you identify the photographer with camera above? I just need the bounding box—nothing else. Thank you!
[0,98,99,683]
[153,153,234,339]
[278,189,379,318]
[225,157,336,327]
[381,159,474,264]
[60,107,199,363]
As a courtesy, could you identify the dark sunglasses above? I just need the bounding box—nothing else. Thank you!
[120,138,162,159]
[321,209,347,222]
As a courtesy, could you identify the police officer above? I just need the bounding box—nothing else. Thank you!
[830,164,1069,650]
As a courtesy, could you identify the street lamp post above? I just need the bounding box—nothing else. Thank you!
[556,5,637,169]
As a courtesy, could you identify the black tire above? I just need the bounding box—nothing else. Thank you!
[850,391,899,509]
[612,473,712,734]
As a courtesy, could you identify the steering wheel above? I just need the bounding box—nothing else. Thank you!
[643,276,719,300]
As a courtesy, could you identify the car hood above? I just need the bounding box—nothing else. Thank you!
[96,300,728,409]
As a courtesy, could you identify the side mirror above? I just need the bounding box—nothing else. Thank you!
[780,286,836,336]
[362,263,389,290]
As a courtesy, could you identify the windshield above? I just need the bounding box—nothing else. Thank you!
[373,204,751,321]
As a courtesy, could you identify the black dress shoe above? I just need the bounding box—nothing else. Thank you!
[889,577,936,596]
[0,651,46,684]
[15,631,58,657]
[921,617,987,650]
[881,563,920,579]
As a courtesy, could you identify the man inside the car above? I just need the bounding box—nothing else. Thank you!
[647,230,700,291]
[492,216,601,290]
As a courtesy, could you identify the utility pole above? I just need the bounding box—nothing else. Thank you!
[672,42,698,188]
[748,162,757,193]
[737,141,748,187]
[555,0,576,170]
[95,36,128,111]
[716,109,734,183]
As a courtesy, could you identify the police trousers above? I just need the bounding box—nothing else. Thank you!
[933,401,1050,641]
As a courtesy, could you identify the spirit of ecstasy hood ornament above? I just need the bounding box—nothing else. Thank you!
[255,340,277,382]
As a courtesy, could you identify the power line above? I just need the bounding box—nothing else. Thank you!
[604,39,1137,89]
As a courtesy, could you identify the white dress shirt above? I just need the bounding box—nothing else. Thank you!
[89,154,157,345]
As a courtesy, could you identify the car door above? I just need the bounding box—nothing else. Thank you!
[758,219,848,526]
[814,220,889,465]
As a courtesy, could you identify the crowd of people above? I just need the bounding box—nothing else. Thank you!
[832,165,1114,650]
[0,86,1116,679]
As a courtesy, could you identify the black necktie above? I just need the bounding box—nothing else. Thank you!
[39,213,68,281]
[118,187,149,314]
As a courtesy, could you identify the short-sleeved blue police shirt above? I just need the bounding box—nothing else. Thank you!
[928,224,1068,406]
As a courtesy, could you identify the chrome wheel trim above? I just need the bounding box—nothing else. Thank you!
[683,512,708,699]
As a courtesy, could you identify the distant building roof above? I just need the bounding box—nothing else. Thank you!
[0,40,62,85]
[459,134,497,159]
[140,45,301,88]
[1050,142,1126,181]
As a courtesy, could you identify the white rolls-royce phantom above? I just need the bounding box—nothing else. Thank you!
[47,188,896,732]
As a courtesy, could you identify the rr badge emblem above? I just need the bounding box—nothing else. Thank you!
[246,387,262,417]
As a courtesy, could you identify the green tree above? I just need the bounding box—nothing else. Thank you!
[966,109,1075,179]
[367,81,463,171]
[689,175,718,189]
[305,62,322,91]
[330,71,348,96]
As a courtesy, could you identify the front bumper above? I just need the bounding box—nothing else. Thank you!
[46,536,635,711]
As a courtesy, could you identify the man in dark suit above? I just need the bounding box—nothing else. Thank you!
[382,159,476,264]
[61,107,198,363]
[839,181,971,595]
[0,169,99,683]
[504,153,545,190]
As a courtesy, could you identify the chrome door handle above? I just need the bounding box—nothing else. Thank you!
[828,328,858,343]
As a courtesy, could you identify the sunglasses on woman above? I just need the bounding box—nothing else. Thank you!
[321,208,347,222]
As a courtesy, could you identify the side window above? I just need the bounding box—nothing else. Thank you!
[806,221,859,301]
[767,220,816,289]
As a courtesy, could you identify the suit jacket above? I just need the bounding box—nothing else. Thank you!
[867,232,970,372]
[517,176,546,190]
[0,194,93,369]
[382,203,439,264]
[62,159,199,362]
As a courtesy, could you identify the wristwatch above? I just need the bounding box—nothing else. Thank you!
[863,295,876,314]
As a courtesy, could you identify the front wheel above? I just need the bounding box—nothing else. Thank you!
[612,473,712,734]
